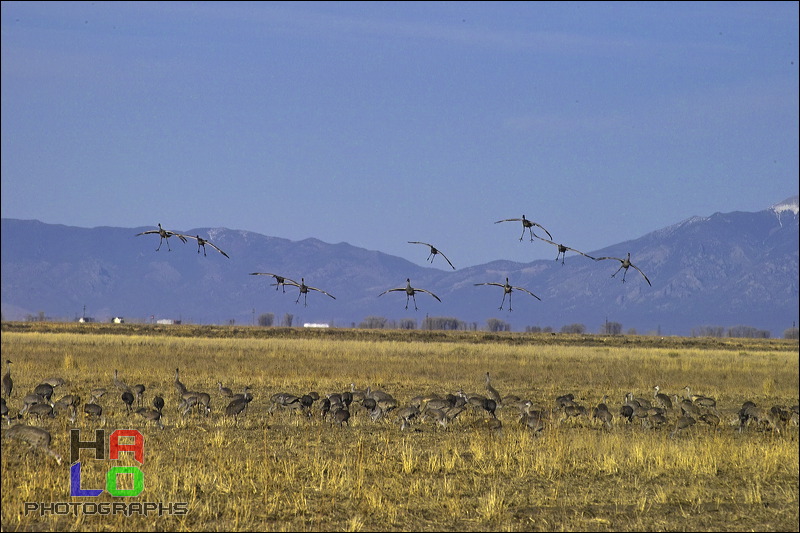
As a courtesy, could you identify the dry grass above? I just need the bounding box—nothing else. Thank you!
[1,323,798,531]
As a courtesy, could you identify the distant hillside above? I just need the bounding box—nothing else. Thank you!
[1,197,797,336]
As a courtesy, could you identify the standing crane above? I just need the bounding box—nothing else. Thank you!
[2,360,12,399]
[484,372,502,405]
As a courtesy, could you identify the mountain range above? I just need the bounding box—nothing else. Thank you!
[2,196,798,337]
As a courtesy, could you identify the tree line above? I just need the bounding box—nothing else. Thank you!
[353,316,798,339]
[16,311,797,339]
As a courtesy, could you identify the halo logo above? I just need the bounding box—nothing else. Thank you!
[23,428,187,516]
[70,429,144,497]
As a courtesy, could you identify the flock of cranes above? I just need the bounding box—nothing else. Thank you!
[492,216,652,286]
[2,221,788,473]
[3,359,797,465]
[135,216,652,312]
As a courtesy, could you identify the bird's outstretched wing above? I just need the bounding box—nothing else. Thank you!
[206,241,229,258]
[378,287,405,297]
[511,286,542,300]
[436,250,456,270]
[494,218,523,224]
[250,272,296,282]
[416,288,442,302]
[529,223,552,240]
[629,265,652,286]
[474,282,505,288]
[594,256,622,262]
[308,286,336,299]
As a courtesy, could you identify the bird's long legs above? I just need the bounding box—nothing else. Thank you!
[498,293,507,310]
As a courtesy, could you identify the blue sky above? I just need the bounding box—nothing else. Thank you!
[2,1,797,268]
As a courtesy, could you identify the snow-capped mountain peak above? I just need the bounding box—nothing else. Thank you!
[771,196,799,216]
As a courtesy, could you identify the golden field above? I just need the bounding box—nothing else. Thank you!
[1,322,798,532]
